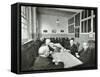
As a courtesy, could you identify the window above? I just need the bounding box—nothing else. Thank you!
[88,10,91,17]
[81,22,84,32]
[85,10,87,18]
[81,10,91,19]
[68,24,74,33]
[75,13,80,26]
[93,10,95,15]
[21,6,32,44]
[68,17,74,25]
[84,20,87,32]
[81,19,91,33]
[93,17,95,32]
[68,17,74,33]
[81,10,95,33]
[82,11,84,19]
[88,19,91,32]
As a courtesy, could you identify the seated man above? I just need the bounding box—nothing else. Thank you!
[78,42,95,67]
[69,38,78,57]
[32,46,64,70]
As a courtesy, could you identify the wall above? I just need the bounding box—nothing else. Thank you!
[38,13,95,50]
[38,14,68,38]
[67,33,95,50]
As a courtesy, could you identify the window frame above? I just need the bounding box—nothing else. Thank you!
[80,10,95,34]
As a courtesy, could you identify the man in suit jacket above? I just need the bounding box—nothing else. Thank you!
[33,46,64,70]
[69,39,78,57]
[78,42,95,67]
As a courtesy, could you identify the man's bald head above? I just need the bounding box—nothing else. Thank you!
[38,46,50,57]
[83,42,88,50]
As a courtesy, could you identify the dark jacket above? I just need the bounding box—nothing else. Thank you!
[33,56,64,70]
[78,47,95,67]
[69,44,78,56]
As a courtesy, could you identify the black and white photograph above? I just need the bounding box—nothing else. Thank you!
[21,5,97,72]
[11,3,97,74]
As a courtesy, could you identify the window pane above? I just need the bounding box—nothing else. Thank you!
[84,20,87,32]
[81,21,84,32]
[88,19,91,32]
[75,13,80,26]
[85,10,87,18]
[68,17,74,25]
[21,6,32,44]
[93,10,95,15]
[93,17,95,32]
[68,25,74,33]
[82,11,85,19]
[88,10,91,17]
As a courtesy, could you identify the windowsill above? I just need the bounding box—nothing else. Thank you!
[22,39,33,45]
[80,32,95,34]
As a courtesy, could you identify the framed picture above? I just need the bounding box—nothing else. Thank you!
[43,30,48,33]
[11,2,98,74]
[52,29,57,33]
[60,30,64,33]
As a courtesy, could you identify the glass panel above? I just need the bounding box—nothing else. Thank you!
[21,6,32,44]
[81,21,84,32]
[82,11,85,19]
[68,24,74,33]
[88,10,91,17]
[75,13,80,26]
[68,17,74,25]
[85,10,87,18]
[84,20,87,32]
[88,19,91,32]
[93,10,95,15]
[93,17,95,32]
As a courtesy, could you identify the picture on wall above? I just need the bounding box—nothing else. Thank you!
[52,29,57,33]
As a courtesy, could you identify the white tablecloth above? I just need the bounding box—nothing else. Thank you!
[52,50,83,68]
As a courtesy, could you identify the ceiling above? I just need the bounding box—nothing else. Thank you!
[37,7,83,18]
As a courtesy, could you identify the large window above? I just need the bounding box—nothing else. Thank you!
[68,24,74,33]
[81,10,91,19]
[81,10,95,33]
[68,17,74,25]
[75,13,80,26]
[68,17,74,33]
[21,6,32,44]
[81,19,91,33]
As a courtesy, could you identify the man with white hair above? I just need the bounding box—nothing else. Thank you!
[33,46,64,70]
[45,39,51,45]
[38,46,50,57]
[78,42,94,67]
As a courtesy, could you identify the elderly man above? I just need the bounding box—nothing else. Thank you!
[33,46,64,70]
[78,42,95,67]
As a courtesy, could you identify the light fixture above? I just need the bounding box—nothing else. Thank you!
[56,19,60,24]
